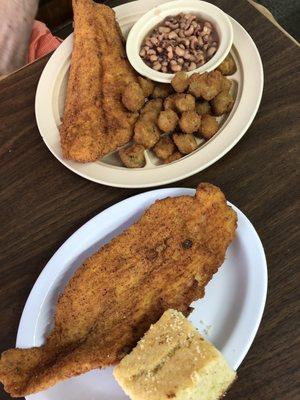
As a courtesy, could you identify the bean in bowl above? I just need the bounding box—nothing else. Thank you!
[139,13,219,73]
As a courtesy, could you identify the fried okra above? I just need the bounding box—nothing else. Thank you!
[188,73,205,98]
[152,83,173,99]
[140,111,159,124]
[174,94,196,113]
[141,98,163,116]
[164,151,183,164]
[179,111,201,134]
[119,144,146,168]
[134,119,160,148]
[171,71,189,93]
[158,110,179,133]
[164,95,177,111]
[200,114,219,139]
[216,53,237,76]
[137,76,155,98]
[211,91,234,116]
[153,136,176,160]
[173,133,198,154]
[220,75,232,93]
[188,71,222,100]
[122,82,145,112]
[195,101,212,115]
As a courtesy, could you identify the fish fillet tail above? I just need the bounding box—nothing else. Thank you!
[0,347,46,397]
[0,340,119,397]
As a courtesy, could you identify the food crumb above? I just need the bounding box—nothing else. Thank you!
[154,7,161,16]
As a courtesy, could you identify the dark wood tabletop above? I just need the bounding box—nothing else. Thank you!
[0,0,299,399]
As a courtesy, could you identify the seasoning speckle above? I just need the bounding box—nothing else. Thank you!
[147,249,158,260]
[182,239,193,249]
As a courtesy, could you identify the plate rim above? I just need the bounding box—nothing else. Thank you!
[16,187,268,388]
[34,0,264,188]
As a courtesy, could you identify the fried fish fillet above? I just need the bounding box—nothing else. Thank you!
[96,4,140,155]
[0,184,237,397]
[60,0,138,162]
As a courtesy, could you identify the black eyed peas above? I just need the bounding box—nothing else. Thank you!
[140,13,219,73]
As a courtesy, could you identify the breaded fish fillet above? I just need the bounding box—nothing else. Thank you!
[60,0,138,162]
[96,4,140,155]
[0,184,237,397]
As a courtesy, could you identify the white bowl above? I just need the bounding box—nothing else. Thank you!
[126,0,233,83]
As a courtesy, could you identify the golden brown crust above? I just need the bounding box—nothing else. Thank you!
[164,151,183,164]
[60,0,105,162]
[97,5,139,155]
[0,183,237,397]
[60,0,138,162]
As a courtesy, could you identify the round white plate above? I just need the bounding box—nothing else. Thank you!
[35,0,263,188]
[17,188,268,400]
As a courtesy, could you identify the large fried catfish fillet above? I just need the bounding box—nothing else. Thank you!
[0,183,237,396]
[60,0,138,162]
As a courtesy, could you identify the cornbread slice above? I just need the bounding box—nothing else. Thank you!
[114,309,236,400]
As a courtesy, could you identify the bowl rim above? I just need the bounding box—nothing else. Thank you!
[126,0,233,83]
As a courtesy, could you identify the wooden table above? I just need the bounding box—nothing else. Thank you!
[0,0,299,399]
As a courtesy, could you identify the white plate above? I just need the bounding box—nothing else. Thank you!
[16,187,268,400]
[35,0,263,188]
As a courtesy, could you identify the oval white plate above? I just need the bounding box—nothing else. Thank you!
[16,188,268,400]
[35,0,263,188]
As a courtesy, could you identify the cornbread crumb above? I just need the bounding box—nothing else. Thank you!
[114,309,236,400]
